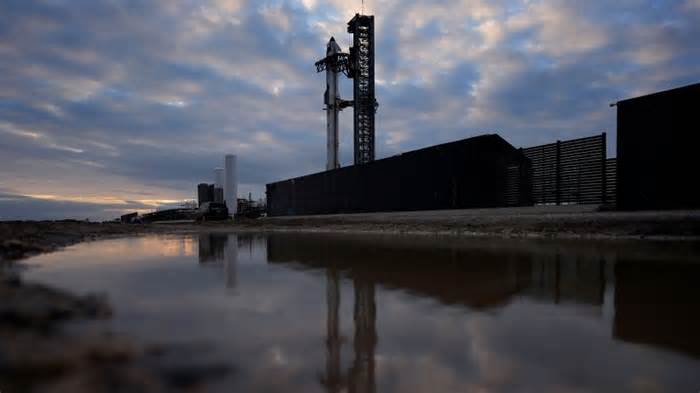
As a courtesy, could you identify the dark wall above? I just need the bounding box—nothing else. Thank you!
[617,83,700,210]
[266,134,531,216]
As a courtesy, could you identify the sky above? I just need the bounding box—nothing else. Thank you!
[0,0,698,221]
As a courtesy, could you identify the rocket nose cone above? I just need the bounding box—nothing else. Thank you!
[327,37,342,55]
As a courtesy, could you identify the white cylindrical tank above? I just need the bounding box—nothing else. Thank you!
[326,37,342,171]
[224,155,238,217]
[214,167,224,188]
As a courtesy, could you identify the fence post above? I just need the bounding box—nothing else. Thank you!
[601,132,607,205]
[556,140,561,205]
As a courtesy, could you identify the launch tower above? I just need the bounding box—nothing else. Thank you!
[316,14,377,168]
[347,14,377,165]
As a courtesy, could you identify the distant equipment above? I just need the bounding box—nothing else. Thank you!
[120,212,138,224]
[196,202,229,222]
[224,154,238,217]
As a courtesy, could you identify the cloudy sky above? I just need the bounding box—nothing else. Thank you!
[1,0,698,220]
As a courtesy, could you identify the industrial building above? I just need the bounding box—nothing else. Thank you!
[267,134,531,216]
[225,154,238,216]
[197,183,215,206]
[615,83,700,210]
[196,155,238,217]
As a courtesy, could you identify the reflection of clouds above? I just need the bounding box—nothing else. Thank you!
[23,234,700,393]
[466,316,517,388]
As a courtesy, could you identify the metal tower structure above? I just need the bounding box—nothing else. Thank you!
[347,14,377,165]
[316,14,377,168]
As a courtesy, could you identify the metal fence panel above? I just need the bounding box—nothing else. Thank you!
[267,135,531,216]
[523,133,608,206]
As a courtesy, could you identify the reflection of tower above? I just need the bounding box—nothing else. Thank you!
[349,277,377,393]
[224,154,238,217]
[321,268,343,393]
[198,233,227,264]
[198,233,239,291]
[224,234,238,289]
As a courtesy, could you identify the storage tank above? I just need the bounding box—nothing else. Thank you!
[214,168,224,188]
[224,155,238,216]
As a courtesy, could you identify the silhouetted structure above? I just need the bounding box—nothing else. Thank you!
[347,14,377,165]
[616,83,700,210]
[523,133,609,205]
[198,183,214,207]
[267,134,531,216]
[120,212,138,224]
[140,208,196,223]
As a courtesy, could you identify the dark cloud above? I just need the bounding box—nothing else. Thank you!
[0,192,151,221]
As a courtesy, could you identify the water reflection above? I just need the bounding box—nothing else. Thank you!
[266,234,700,392]
[614,261,700,358]
[27,233,699,392]
[266,235,611,310]
[198,233,242,290]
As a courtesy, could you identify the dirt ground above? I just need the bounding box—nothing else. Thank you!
[241,205,700,239]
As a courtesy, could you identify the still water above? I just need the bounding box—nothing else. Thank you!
[25,233,700,392]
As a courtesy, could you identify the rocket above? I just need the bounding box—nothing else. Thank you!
[325,37,342,171]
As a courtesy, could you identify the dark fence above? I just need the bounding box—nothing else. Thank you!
[267,133,616,217]
[522,133,609,205]
[267,135,531,216]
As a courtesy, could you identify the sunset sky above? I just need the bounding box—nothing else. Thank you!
[1,0,698,220]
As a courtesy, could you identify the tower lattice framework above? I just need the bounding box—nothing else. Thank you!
[348,14,377,165]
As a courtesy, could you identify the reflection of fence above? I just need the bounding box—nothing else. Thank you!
[523,133,611,205]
